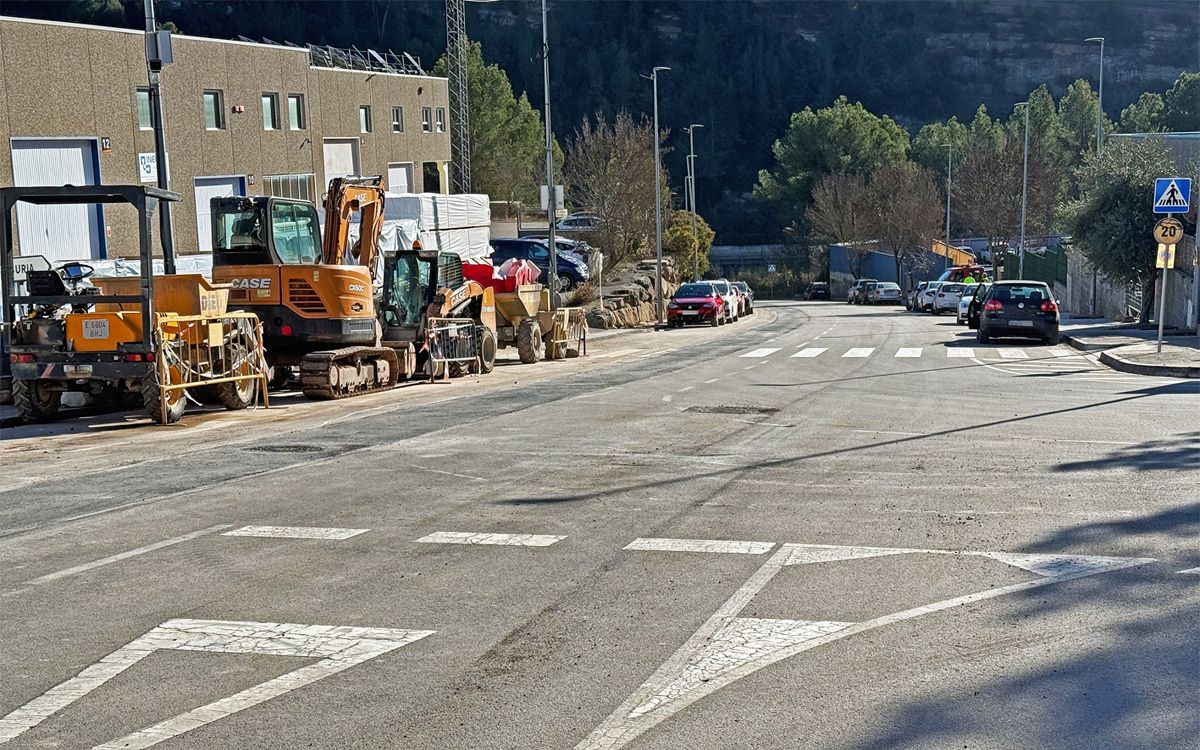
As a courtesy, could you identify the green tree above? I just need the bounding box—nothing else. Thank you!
[966,104,1006,152]
[433,41,559,204]
[911,117,968,179]
[1058,79,1108,162]
[1119,92,1165,133]
[1007,85,1067,168]
[663,211,715,281]
[755,96,909,239]
[1160,72,1200,132]
[1064,138,1180,323]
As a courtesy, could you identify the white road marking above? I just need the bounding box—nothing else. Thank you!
[736,419,790,427]
[0,618,433,747]
[578,541,1154,750]
[895,348,922,358]
[947,348,975,358]
[1177,567,1200,575]
[408,464,487,482]
[997,349,1029,359]
[851,429,923,437]
[843,347,875,358]
[1049,348,1076,357]
[661,395,673,402]
[221,526,368,540]
[704,378,721,384]
[740,348,780,358]
[791,348,828,358]
[415,531,565,547]
[625,538,774,555]
[25,525,233,585]
[677,386,695,393]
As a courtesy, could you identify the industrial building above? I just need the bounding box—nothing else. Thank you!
[0,15,452,261]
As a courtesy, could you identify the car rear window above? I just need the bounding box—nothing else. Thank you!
[991,284,1049,302]
[878,283,899,290]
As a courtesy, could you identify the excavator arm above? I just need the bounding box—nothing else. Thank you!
[322,176,386,269]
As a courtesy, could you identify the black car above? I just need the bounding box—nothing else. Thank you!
[976,281,1059,344]
[491,238,589,291]
[808,282,830,300]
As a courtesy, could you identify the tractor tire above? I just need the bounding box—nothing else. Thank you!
[217,377,257,410]
[12,379,61,423]
[141,370,186,424]
[189,384,223,405]
[544,332,566,360]
[474,327,497,374]
[448,362,469,378]
[516,319,543,364]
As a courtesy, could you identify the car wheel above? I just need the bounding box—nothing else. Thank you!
[710,315,719,327]
[977,327,990,343]
[1043,332,1059,345]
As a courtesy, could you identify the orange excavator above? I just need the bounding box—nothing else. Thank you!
[210,176,399,398]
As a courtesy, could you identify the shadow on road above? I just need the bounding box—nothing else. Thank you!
[1053,432,1200,473]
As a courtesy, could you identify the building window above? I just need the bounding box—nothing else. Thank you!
[262,174,317,202]
[391,106,404,133]
[288,94,306,130]
[359,105,372,133]
[203,90,224,130]
[435,107,446,133]
[421,107,432,133]
[262,93,280,130]
[135,88,153,130]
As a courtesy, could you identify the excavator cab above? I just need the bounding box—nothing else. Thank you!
[211,197,322,267]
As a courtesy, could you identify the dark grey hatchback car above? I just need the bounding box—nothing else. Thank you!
[977,281,1059,344]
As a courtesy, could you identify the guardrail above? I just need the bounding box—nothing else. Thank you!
[545,307,588,358]
[426,317,479,382]
[154,312,269,422]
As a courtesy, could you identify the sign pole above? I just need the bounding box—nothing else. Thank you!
[1157,267,1168,353]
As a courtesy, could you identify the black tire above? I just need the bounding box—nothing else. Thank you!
[448,362,469,378]
[474,327,497,374]
[12,379,61,423]
[268,365,292,390]
[141,370,186,424]
[216,377,257,410]
[977,328,991,344]
[710,315,719,327]
[1043,333,1059,345]
[543,331,567,360]
[516,318,542,364]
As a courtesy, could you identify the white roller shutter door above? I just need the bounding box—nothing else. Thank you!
[10,139,103,261]
[193,176,246,252]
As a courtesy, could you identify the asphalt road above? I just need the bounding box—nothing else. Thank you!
[2,300,1197,750]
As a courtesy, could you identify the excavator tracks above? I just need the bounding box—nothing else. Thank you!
[299,346,400,400]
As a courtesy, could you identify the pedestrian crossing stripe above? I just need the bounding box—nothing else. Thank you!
[997,349,1029,359]
[741,348,780,358]
[843,347,874,358]
[895,348,922,358]
[791,348,828,358]
[947,348,975,358]
[736,346,1073,361]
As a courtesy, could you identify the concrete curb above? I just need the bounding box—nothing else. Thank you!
[1062,333,1200,378]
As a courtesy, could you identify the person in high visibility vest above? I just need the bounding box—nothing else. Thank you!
[963,274,976,284]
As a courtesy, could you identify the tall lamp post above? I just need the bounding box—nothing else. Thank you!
[939,142,953,278]
[540,0,558,305]
[1017,100,1030,279]
[685,123,703,281]
[648,66,670,325]
[143,0,176,272]
[1085,37,1104,154]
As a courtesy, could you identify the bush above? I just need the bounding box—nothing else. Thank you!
[567,280,598,306]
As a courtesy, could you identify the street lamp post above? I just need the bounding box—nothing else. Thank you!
[939,142,954,280]
[685,123,703,281]
[649,66,670,325]
[1018,100,1030,279]
[1085,37,1104,154]
[540,0,558,306]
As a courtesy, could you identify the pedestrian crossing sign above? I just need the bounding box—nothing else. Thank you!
[1153,177,1191,213]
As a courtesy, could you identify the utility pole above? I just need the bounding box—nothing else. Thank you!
[685,124,703,282]
[143,0,175,273]
[649,66,670,325]
[1018,101,1030,279]
[941,143,952,246]
[1085,37,1105,315]
[540,0,558,305]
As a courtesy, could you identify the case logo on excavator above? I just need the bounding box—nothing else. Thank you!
[347,284,366,293]
[230,277,272,290]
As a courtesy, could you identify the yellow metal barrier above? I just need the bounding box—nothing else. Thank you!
[154,311,270,423]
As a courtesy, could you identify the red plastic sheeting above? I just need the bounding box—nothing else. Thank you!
[462,259,541,292]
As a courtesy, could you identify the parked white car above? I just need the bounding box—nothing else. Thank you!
[919,281,943,312]
[956,283,980,324]
[709,279,740,323]
[932,282,967,315]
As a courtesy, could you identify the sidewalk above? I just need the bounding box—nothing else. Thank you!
[1060,316,1200,378]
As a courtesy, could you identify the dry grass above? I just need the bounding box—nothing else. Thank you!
[567,280,598,306]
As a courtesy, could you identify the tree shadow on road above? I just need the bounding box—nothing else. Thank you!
[1053,432,1200,473]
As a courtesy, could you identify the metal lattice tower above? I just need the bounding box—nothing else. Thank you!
[446,0,471,193]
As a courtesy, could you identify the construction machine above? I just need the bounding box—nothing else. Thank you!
[211,176,400,398]
[212,177,496,396]
[1,185,268,424]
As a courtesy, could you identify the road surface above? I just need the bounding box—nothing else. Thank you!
[2,300,1196,749]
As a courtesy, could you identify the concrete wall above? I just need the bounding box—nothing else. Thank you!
[1064,242,1197,330]
[0,16,450,259]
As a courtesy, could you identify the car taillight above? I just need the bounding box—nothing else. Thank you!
[984,299,1003,311]
[10,353,35,363]
[280,324,293,336]
[1040,300,1058,312]
[124,353,155,362]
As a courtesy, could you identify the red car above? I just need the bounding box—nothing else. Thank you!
[667,282,726,327]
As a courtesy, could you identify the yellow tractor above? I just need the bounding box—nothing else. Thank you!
[1,185,268,424]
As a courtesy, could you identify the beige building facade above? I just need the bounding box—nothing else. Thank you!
[0,15,451,260]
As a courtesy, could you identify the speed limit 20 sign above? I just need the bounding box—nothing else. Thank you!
[1152,217,1183,245]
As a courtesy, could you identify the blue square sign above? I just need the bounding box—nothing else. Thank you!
[1153,177,1191,214]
